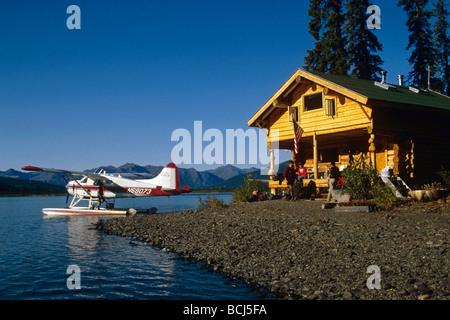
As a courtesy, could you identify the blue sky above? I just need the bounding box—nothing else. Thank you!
[0,0,433,171]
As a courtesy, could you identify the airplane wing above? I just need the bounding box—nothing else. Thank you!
[21,166,111,183]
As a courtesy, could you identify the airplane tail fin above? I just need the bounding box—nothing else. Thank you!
[150,162,184,193]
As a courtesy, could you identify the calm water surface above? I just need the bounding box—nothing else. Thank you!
[0,193,262,300]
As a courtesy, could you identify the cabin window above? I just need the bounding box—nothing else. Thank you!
[304,93,323,111]
[325,98,336,117]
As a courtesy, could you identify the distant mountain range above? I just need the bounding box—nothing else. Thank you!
[0,175,66,196]
[0,163,264,195]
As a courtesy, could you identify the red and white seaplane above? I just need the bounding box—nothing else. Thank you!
[21,162,189,216]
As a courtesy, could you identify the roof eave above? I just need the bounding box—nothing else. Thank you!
[247,69,303,127]
[247,69,369,127]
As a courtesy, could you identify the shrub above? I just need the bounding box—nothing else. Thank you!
[232,174,269,203]
[437,166,449,188]
[198,194,227,209]
[371,181,398,209]
[422,182,442,190]
[341,155,378,200]
[293,180,302,199]
[340,155,398,209]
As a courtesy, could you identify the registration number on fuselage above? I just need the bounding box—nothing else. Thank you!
[127,187,153,195]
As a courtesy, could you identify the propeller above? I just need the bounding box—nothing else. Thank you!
[63,175,70,204]
[62,175,76,204]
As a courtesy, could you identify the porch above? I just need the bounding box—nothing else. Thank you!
[268,177,328,193]
[266,128,373,195]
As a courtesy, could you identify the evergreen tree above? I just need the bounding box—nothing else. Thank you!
[323,0,349,75]
[344,0,384,80]
[433,0,450,95]
[398,0,436,89]
[304,0,328,72]
[304,0,349,75]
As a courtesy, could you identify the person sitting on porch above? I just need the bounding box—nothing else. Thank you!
[284,161,297,201]
[327,161,340,202]
[297,162,307,185]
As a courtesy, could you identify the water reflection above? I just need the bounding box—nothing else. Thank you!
[0,194,260,300]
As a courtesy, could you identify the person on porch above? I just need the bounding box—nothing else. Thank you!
[283,161,297,201]
[327,161,341,202]
[297,162,307,185]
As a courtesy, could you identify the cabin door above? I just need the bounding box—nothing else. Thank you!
[374,136,393,174]
[375,151,386,174]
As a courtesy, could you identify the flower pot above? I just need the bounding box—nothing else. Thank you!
[332,190,351,203]
[412,190,424,201]
[430,190,439,201]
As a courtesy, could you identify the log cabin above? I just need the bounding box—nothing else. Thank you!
[247,69,450,193]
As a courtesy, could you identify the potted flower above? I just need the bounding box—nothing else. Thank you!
[422,182,441,201]
[409,189,424,201]
[332,177,351,202]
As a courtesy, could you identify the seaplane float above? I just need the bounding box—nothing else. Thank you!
[21,162,189,216]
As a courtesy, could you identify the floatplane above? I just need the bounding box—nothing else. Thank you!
[21,162,189,216]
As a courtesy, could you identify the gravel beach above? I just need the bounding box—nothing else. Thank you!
[95,199,449,300]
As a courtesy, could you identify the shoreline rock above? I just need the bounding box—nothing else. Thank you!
[95,199,449,300]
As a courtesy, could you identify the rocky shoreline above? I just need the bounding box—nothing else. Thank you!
[95,199,449,300]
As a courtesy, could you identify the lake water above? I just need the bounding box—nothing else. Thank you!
[0,193,263,300]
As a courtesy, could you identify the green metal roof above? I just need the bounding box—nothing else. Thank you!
[309,70,450,111]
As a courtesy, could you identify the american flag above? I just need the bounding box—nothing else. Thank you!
[293,120,303,154]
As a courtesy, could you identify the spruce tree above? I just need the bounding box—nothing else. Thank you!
[323,0,349,75]
[344,0,384,80]
[304,0,328,72]
[433,0,450,95]
[398,0,436,89]
[304,0,349,75]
